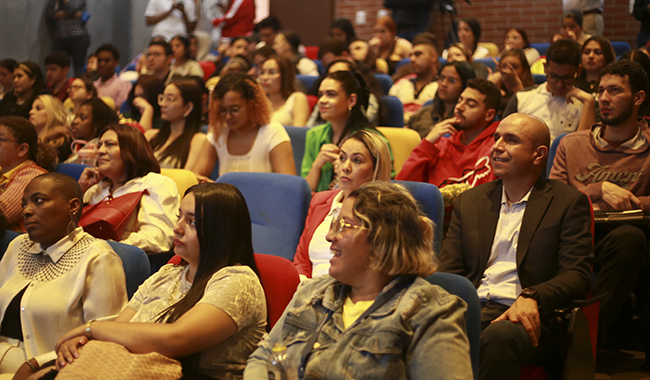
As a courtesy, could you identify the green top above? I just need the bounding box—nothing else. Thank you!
[301,122,395,192]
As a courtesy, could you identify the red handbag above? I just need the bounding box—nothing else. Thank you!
[79,190,148,241]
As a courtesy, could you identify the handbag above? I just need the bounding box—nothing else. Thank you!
[54,340,183,380]
[79,190,148,241]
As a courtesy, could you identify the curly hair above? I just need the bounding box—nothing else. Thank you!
[348,182,436,277]
[209,72,271,140]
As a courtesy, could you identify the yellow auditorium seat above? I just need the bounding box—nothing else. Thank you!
[377,127,422,176]
[161,168,199,196]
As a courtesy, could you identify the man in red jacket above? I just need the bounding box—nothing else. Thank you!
[212,0,255,38]
[397,78,501,189]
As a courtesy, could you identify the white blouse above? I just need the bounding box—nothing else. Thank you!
[308,191,344,278]
[83,172,181,253]
[0,228,127,362]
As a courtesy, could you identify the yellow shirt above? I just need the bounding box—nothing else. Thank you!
[342,296,374,329]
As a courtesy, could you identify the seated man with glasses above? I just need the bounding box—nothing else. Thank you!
[388,32,439,123]
[503,39,595,144]
[398,79,502,192]
[143,39,175,86]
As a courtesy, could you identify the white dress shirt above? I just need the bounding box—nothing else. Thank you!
[477,186,533,306]
[83,172,180,253]
[0,228,127,363]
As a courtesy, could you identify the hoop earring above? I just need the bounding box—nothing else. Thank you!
[67,213,77,235]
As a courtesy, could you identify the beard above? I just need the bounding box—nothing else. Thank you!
[601,99,634,126]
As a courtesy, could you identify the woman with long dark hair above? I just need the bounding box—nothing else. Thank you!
[146,78,206,169]
[0,61,48,119]
[170,35,205,79]
[0,59,17,101]
[575,36,615,94]
[122,74,165,132]
[302,70,392,192]
[258,55,309,126]
[55,183,266,379]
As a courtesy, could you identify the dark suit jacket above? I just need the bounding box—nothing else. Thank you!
[439,177,594,316]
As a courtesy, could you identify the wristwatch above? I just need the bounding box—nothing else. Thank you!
[519,288,541,309]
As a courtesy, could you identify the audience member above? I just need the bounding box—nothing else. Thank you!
[398,78,501,192]
[0,117,53,231]
[246,182,473,379]
[45,0,91,75]
[439,113,594,379]
[549,60,650,357]
[384,0,435,41]
[553,10,592,45]
[255,16,282,48]
[212,36,250,78]
[445,42,490,80]
[55,183,266,379]
[67,98,119,163]
[28,95,72,163]
[44,51,73,102]
[64,77,97,117]
[406,61,476,138]
[329,18,357,46]
[318,38,350,70]
[145,0,197,41]
[274,31,319,76]
[444,18,490,60]
[502,28,541,65]
[302,70,392,192]
[211,0,255,38]
[633,0,650,48]
[0,62,48,119]
[489,48,535,114]
[563,0,604,36]
[169,35,204,79]
[78,124,180,254]
[369,16,413,74]
[145,39,174,85]
[93,44,132,109]
[388,32,440,122]
[575,36,616,93]
[294,130,391,279]
[121,74,165,131]
[146,78,206,169]
[0,59,17,101]
[193,72,296,179]
[259,55,310,127]
[0,172,126,376]
[620,49,650,118]
[503,39,595,143]
[307,60,382,127]
[349,39,389,74]
[84,54,99,81]
[250,45,275,77]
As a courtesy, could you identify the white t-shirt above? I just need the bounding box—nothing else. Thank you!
[207,122,291,175]
[145,0,198,41]
[271,92,299,126]
[308,191,344,278]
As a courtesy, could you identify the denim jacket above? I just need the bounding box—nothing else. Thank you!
[244,275,473,380]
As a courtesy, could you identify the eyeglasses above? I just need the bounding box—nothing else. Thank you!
[68,85,85,92]
[0,137,18,144]
[218,107,241,117]
[438,74,459,85]
[546,72,576,84]
[146,52,164,58]
[158,94,177,105]
[328,215,366,236]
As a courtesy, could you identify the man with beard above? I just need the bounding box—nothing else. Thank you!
[397,79,501,190]
[550,60,650,359]
[388,32,439,122]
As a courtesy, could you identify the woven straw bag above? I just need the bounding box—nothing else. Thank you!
[55,340,183,380]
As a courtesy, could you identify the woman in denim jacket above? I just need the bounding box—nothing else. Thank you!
[245,182,473,380]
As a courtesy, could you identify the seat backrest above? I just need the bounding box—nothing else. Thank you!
[546,132,570,177]
[477,42,499,57]
[296,75,319,92]
[380,95,405,128]
[56,163,90,181]
[374,73,393,95]
[392,180,444,254]
[530,43,550,56]
[107,240,151,299]
[254,253,300,330]
[199,61,217,81]
[0,230,20,262]
[161,168,199,196]
[533,74,546,85]
[284,126,309,175]
[395,57,410,71]
[377,127,421,175]
[426,272,480,380]
[304,46,319,60]
[474,58,497,71]
[216,172,312,260]
[610,41,631,57]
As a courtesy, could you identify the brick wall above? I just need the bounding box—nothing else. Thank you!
[334,0,640,52]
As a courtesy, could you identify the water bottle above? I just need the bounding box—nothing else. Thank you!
[77,145,97,166]
[267,343,298,380]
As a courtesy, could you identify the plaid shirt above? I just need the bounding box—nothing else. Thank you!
[46,0,88,39]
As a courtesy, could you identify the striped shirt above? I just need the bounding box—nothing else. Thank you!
[0,161,47,231]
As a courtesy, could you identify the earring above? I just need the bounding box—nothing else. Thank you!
[67,212,77,235]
